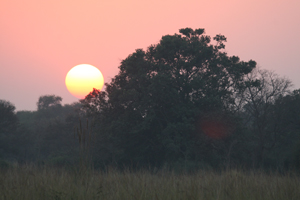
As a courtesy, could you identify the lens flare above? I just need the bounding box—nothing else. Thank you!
[196,112,235,139]
[200,119,230,139]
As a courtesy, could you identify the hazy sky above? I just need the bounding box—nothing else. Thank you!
[1,0,299,111]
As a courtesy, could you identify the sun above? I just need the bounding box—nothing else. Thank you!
[65,64,104,99]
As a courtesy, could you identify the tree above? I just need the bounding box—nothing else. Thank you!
[37,95,62,110]
[268,89,300,169]
[241,68,292,167]
[35,95,64,121]
[80,88,105,116]
[0,100,20,160]
[0,100,18,134]
[86,28,257,168]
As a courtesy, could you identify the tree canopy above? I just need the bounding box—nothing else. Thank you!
[86,28,258,167]
[0,100,18,134]
[37,95,62,111]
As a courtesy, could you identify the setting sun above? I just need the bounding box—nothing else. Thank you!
[65,64,104,99]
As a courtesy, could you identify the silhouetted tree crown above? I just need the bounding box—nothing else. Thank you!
[37,95,62,111]
[82,28,258,167]
[0,100,18,133]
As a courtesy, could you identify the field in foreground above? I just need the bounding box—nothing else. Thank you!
[0,165,300,200]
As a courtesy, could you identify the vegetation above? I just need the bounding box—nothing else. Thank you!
[0,28,300,173]
[0,165,299,200]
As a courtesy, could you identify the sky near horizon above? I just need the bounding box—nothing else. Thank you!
[1,0,299,111]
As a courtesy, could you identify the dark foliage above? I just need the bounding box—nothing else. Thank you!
[84,28,258,169]
[1,28,299,172]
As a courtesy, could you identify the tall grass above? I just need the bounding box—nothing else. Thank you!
[0,165,299,200]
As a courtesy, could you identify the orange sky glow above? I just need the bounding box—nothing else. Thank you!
[1,0,299,110]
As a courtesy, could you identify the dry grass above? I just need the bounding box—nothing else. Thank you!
[0,165,299,200]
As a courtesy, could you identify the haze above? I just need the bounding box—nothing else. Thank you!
[1,0,299,111]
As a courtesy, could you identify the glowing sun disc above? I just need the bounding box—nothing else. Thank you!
[65,64,104,99]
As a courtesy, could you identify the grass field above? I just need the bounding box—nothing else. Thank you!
[0,165,299,200]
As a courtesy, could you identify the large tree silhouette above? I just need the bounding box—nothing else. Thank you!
[87,28,257,167]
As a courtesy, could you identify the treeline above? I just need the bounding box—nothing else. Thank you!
[1,28,300,171]
[0,96,81,167]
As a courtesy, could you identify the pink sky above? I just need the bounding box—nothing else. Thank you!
[1,0,299,111]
